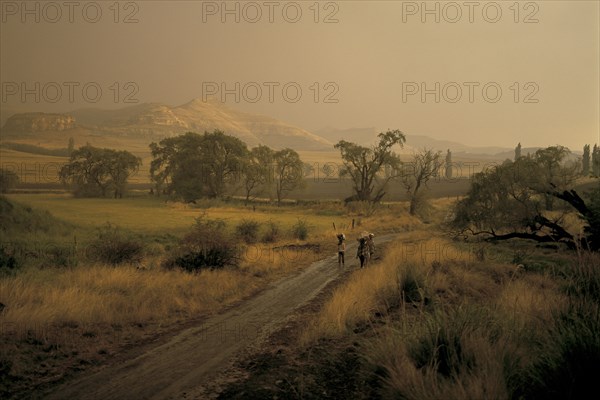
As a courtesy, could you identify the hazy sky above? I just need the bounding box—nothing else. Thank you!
[1,0,598,149]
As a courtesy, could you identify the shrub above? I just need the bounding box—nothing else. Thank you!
[0,169,19,193]
[291,218,309,240]
[346,201,378,216]
[563,251,600,302]
[165,214,239,272]
[0,246,18,274]
[236,219,260,244]
[43,243,77,268]
[397,263,425,303]
[87,223,145,265]
[261,219,280,243]
[517,302,600,399]
[409,309,475,377]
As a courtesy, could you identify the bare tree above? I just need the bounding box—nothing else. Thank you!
[401,149,442,215]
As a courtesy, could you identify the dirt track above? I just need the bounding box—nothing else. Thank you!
[46,235,396,400]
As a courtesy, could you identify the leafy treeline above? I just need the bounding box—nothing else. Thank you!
[59,145,141,198]
[149,130,304,205]
[453,145,600,251]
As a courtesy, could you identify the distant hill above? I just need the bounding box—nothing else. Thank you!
[315,126,516,157]
[314,127,378,146]
[3,112,76,132]
[1,99,334,151]
[1,103,581,158]
[74,99,336,150]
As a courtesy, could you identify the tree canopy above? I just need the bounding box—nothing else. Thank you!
[150,131,304,203]
[334,129,406,203]
[59,145,141,198]
[273,148,304,206]
[242,145,275,204]
[150,131,248,201]
[451,147,599,251]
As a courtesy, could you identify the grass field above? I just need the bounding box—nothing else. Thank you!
[0,192,368,396]
[3,193,365,235]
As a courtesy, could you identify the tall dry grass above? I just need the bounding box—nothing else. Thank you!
[301,236,467,343]
[0,242,322,339]
[367,304,524,400]
[0,264,255,328]
[300,231,600,399]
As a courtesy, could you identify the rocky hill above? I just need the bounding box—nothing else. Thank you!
[1,100,334,151]
[2,113,76,132]
[68,99,333,150]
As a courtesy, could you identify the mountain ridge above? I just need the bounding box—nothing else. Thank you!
[1,99,334,151]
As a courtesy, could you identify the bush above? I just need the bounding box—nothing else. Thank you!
[407,306,498,378]
[165,214,239,272]
[0,246,18,274]
[346,201,378,216]
[397,263,425,303]
[563,251,600,302]
[0,169,19,193]
[87,223,145,265]
[261,219,280,243]
[43,243,77,268]
[517,302,600,399]
[236,219,260,244]
[291,218,309,240]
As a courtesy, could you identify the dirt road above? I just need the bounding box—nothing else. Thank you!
[46,235,395,400]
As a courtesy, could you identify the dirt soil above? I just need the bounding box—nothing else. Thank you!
[43,235,397,400]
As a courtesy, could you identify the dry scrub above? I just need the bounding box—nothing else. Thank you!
[301,234,598,399]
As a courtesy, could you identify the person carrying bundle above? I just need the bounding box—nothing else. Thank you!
[367,233,375,261]
[356,237,368,268]
[336,233,346,268]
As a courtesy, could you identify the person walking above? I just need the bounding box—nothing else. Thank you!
[356,237,368,268]
[337,233,346,268]
[367,233,375,262]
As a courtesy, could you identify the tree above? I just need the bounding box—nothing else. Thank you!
[199,131,248,198]
[451,149,599,251]
[445,149,453,179]
[582,144,590,176]
[515,142,522,161]
[0,168,19,193]
[593,144,600,177]
[68,137,75,156]
[59,145,141,197]
[150,131,248,201]
[533,145,575,210]
[150,132,202,197]
[334,129,406,203]
[242,145,274,204]
[401,149,442,215]
[273,148,304,206]
[107,150,142,198]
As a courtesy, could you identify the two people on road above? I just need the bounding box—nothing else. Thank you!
[337,232,375,269]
